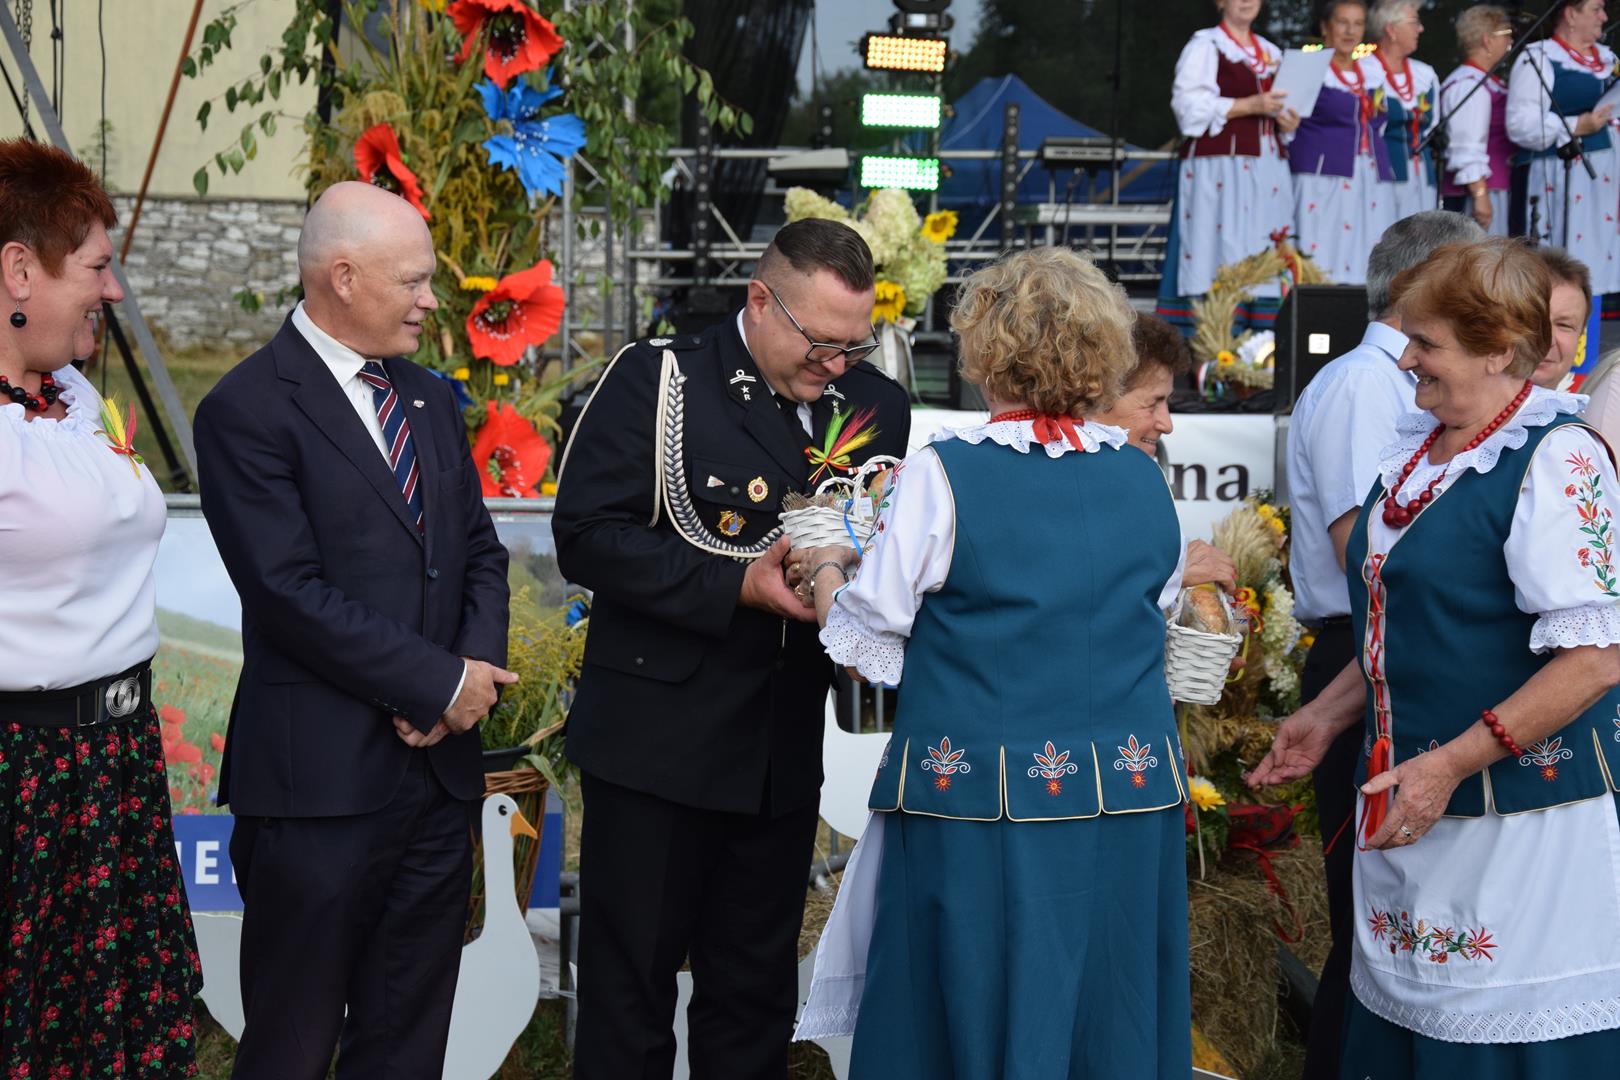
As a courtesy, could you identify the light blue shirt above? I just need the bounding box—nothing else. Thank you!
[1286,321,1415,621]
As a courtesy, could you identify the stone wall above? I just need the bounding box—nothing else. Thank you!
[108,197,663,355]
[111,196,304,351]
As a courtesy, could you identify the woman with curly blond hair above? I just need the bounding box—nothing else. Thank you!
[795,247,1192,1078]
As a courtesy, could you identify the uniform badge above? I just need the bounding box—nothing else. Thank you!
[649,337,673,347]
[706,475,726,488]
[747,477,769,503]
[823,382,845,401]
[718,510,746,537]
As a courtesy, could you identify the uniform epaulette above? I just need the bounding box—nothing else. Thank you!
[639,333,706,351]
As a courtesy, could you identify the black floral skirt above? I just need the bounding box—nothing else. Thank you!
[0,708,203,1077]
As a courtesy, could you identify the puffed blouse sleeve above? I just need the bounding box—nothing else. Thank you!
[819,447,954,686]
[1506,425,1620,652]
[1507,47,1575,151]
[1172,32,1233,139]
[1442,70,1494,186]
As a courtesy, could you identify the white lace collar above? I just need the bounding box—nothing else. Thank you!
[0,362,98,435]
[1377,386,1588,487]
[932,416,1129,458]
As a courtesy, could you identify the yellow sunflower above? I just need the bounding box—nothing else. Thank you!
[1188,776,1225,811]
[873,280,907,323]
[460,275,499,293]
[922,209,958,243]
[1215,350,1237,368]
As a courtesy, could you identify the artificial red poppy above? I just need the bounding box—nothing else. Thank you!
[466,259,565,366]
[449,0,565,89]
[353,124,431,220]
[471,401,552,498]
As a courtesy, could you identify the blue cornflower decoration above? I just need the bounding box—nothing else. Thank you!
[428,368,475,412]
[476,75,587,199]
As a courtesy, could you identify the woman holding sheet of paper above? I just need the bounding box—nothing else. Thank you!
[1287,0,1395,285]
[1167,0,1299,299]
[1505,0,1620,296]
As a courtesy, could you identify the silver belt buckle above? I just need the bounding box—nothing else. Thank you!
[100,674,143,724]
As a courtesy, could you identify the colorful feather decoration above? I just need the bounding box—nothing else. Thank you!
[97,395,144,476]
[804,405,880,484]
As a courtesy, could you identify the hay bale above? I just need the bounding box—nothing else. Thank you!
[1190,837,1330,1076]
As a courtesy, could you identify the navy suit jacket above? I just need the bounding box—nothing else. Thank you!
[195,315,509,817]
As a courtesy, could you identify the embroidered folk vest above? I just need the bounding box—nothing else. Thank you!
[865,437,1186,822]
[1181,48,1277,160]
[1379,84,1436,184]
[1517,49,1615,163]
[1289,83,1395,181]
[1346,416,1620,816]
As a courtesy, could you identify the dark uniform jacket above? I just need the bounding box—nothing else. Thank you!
[553,316,911,815]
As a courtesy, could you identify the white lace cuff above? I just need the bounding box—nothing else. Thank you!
[1529,604,1620,654]
[821,601,906,686]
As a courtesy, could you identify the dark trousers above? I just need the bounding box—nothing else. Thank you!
[229,751,474,1080]
[573,770,821,1080]
[1299,619,1360,1080]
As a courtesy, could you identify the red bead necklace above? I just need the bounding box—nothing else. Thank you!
[1552,35,1608,74]
[0,371,60,412]
[1378,53,1415,103]
[1381,379,1533,528]
[1218,21,1270,76]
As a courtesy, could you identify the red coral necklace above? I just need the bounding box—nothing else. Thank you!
[1381,379,1532,527]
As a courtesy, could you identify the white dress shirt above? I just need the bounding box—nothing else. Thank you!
[1286,320,1414,621]
[734,308,812,435]
[292,301,392,457]
[290,301,466,716]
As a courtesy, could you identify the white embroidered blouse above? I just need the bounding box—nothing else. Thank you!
[1369,388,1620,652]
[818,418,1187,686]
[0,364,166,690]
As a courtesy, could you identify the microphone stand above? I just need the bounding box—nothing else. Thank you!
[1416,0,1597,232]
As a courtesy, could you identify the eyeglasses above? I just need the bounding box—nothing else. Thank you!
[763,283,881,365]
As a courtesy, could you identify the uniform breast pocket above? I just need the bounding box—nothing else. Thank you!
[688,457,789,541]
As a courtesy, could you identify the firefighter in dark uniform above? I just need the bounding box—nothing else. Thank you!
[553,219,912,1079]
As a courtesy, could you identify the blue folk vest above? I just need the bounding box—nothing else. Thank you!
[865,436,1185,821]
[1517,50,1614,164]
[1379,85,1435,184]
[1347,416,1620,816]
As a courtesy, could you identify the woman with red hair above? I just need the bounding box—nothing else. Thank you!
[0,138,201,1075]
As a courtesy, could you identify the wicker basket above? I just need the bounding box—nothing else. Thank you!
[780,455,902,551]
[1165,588,1244,705]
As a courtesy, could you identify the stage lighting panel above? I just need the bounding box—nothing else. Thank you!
[862,33,949,73]
[860,155,941,191]
[861,93,943,128]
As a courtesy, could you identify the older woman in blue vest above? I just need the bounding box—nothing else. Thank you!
[794,247,1191,1078]
[1251,237,1620,1079]
[1505,0,1619,295]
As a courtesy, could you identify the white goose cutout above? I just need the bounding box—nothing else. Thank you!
[442,793,542,1080]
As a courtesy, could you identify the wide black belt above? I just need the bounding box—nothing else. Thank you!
[0,658,154,728]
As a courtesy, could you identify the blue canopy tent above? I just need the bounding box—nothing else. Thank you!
[938,74,1176,212]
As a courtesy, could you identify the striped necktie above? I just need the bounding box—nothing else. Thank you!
[357,361,424,531]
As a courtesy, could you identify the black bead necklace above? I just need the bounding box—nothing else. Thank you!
[0,372,60,412]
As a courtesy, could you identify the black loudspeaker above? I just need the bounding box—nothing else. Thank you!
[1273,284,1371,413]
